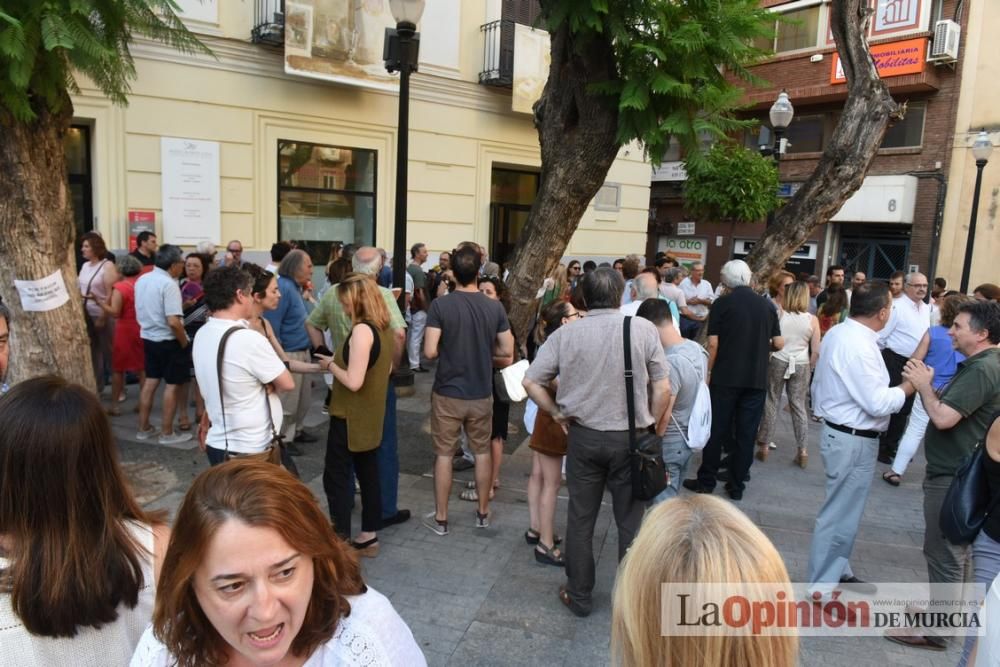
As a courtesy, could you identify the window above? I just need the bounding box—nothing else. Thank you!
[594,183,621,211]
[880,103,925,149]
[784,114,825,154]
[277,141,376,269]
[757,4,823,54]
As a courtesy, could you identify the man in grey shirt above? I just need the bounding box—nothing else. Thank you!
[524,267,670,618]
[637,298,708,502]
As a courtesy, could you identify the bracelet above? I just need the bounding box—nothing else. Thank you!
[282,360,290,370]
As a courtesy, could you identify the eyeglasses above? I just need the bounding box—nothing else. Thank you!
[909,284,928,289]
[567,311,582,319]
[570,266,581,271]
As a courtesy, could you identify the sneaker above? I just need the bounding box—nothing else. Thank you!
[135,427,158,441]
[422,512,449,536]
[158,432,193,446]
[476,510,490,529]
[767,441,777,450]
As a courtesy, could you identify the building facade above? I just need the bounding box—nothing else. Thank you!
[648,0,967,285]
[66,0,652,279]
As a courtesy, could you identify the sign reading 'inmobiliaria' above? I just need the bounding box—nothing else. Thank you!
[830,37,928,84]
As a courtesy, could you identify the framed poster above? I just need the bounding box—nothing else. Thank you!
[160,138,221,246]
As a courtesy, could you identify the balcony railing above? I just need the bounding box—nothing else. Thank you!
[252,0,284,46]
[479,19,514,86]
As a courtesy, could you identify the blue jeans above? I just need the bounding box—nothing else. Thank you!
[377,379,400,519]
[653,436,692,505]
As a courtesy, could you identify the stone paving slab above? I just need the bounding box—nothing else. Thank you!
[116,371,963,666]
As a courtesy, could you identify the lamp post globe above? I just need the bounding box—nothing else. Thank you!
[389,0,426,27]
[769,90,794,130]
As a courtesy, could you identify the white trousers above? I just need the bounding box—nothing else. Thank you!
[891,393,929,476]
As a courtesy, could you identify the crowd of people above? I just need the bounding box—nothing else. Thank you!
[2,232,1000,665]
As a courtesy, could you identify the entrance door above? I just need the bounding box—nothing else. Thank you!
[837,224,910,280]
[489,204,531,268]
[65,125,93,240]
[490,167,538,267]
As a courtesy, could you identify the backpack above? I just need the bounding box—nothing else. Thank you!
[671,351,712,451]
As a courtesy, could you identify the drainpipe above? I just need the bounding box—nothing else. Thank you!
[906,169,947,302]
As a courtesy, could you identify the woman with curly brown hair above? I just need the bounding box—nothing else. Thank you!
[130,459,424,667]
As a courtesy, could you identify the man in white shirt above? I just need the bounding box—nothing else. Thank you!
[662,267,703,337]
[679,262,714,340]
[876,272,930,463]
[807,282,914,600]
[193,265,294,465]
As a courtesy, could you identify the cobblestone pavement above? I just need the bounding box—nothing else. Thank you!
[112,372,960,666]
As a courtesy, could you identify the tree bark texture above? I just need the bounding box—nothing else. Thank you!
[0,94,96,389]
[745,0,900,284]
[504,15,621,344]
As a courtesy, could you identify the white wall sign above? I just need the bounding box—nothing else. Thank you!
[651,161,688,182]
[173,0,218,24]
[512,24,550,114]
[161,137,221,246]
[13,270,70,312]
[830,174,917,224]
[676,222,696,236]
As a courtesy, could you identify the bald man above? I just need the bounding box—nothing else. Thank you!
[620,272,661,316]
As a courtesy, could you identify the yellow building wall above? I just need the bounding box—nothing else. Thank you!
[937,0,1000,289]
[70,4,651,264]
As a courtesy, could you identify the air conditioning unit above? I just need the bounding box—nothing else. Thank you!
[928,19,960,63]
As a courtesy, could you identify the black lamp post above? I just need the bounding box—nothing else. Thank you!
[384,0,425,298]
[762,90,794,227]
[384,0,425,388]
[959,129,993,294]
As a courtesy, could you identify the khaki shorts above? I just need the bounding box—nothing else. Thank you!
[431,392,493,457]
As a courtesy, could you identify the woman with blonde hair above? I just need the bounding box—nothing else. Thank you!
[756,281,820,466]
[612,495,798,667]
[540,262,568,308]
[318,273,394,557]
[131,459,424,666]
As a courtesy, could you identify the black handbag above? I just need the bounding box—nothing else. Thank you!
[940,439,1000,546]
[624,317,668,501]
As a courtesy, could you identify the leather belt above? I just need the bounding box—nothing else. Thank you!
[826,421,881,440]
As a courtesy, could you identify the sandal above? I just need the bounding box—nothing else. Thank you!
[178,421,192,432]
[535,542,565,567]
[793,448,808,469]
[524,529,563,546]
[350,536,380,558]
[882,471,902,487]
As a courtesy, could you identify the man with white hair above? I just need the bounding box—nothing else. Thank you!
[306,246,411,527]
[195,240,217,263]
[620,272,661,316]
[683,260,783,501]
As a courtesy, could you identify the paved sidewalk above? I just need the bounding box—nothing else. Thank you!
[113,374,961,666]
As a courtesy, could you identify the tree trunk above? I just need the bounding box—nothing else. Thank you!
[745,0,900,283]
[0,94,96,389]
[504,14,621,344]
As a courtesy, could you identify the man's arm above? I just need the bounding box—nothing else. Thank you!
[904,359,962,429]
[492,330,515,368]
[707,335,719,372]
[305,322,326,350]
[423,326,442,360]
[650,377,672,436]
[270,369,295,392]
[166,315,189,347]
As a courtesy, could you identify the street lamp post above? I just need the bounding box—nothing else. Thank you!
[959,129,993,294]
[763,90,794,227]
[384,0,425,389]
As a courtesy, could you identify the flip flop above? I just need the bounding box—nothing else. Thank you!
[178,422,192,432]
[882,471,901,487]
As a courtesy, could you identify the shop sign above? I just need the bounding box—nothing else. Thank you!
[676,222,696,236]
[657,237,708,269]
[830,37,926,84]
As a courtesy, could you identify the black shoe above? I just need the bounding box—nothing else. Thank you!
[877,453,893,465]
[413,366,430,373]
[285,442,303,456]
[452,457,474,471]
[294,431,318,443]
[381,510,411,527]
[839,575,878,595]
[718,469,750,483]
[727,487,743,501]
[682,479,713,494]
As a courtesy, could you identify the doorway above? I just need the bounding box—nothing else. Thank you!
[837,224,911,280]
[489,167,538,268]
[65,125,93,240]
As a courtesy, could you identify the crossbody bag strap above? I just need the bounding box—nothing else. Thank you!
[82,259,108,302]
[216,326,242,456]
[623,316,637,454]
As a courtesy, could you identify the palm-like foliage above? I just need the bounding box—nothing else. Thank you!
[0,0,211,122]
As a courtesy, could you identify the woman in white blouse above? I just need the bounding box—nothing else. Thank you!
[78,231,118,394]
[131,459,425,667]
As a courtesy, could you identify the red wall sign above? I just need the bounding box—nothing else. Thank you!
[830,37,927,84]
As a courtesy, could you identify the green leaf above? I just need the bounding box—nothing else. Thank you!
[40,12,75,51]
[619,80,649,111]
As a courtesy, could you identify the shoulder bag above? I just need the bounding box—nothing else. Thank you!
[216,326,294,474]
[940,433,1000,545]
[494,359,529,403]
[624,316,668,501]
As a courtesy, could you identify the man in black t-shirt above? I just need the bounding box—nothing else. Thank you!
[421,245,514,536]
[131,231,157,269]
[683,260,783,501]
